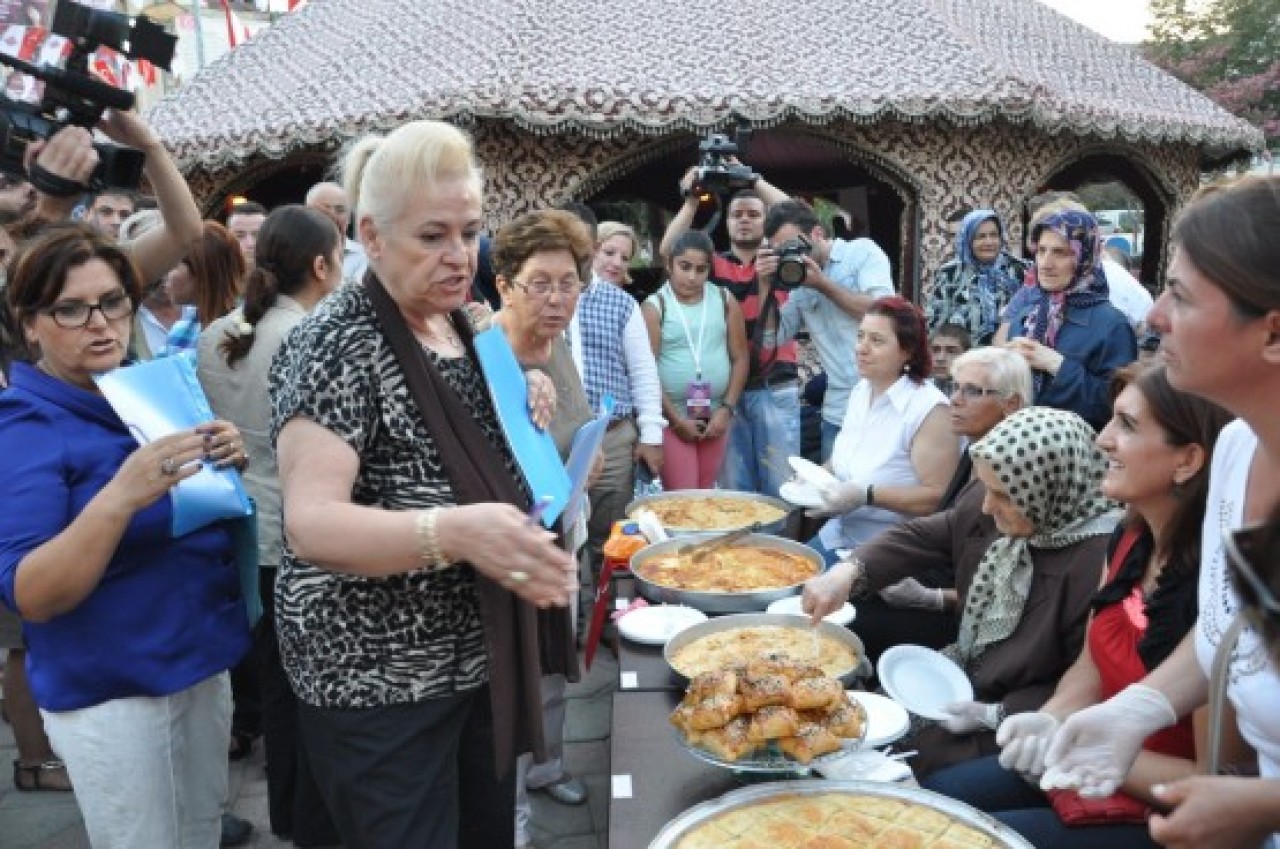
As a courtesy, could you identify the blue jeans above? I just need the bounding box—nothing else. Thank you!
[719,384,800,498]
[820,418,840,463]
[806,534,842,567]
[922,755,1160,849]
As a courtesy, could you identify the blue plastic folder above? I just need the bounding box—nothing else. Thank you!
[472,327,570,528]
[93,355,253,537]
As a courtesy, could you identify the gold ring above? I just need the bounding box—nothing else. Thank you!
[509,570,530,583]
[161,457,177,476]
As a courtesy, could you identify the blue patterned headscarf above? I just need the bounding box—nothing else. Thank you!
[955,209,1022,342]
[1017,210,1110,348]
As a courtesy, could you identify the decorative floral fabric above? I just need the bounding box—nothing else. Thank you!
[924,209,1027,345]
[950,407,1121,667]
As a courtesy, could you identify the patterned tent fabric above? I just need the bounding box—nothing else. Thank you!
[148,0,1264,171]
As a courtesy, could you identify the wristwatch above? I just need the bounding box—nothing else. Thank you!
[866,484,876,507]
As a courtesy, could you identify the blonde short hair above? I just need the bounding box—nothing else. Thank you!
[340,120,483,232]
[595,221,638,283]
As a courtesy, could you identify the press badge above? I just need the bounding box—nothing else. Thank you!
[686,378,712,420]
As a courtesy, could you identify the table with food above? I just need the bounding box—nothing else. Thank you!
[602,487,1027,848]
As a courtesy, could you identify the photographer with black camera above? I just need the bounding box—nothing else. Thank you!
[658,140,797,498]
[763,199,895,460]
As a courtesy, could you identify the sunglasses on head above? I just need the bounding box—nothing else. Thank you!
[1224,523,1280,624]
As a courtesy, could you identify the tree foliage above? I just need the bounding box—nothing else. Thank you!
[1144,0,1280,144]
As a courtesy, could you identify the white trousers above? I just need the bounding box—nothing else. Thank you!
[42,672,232,849]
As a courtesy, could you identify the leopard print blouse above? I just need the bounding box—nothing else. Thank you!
[269,283,520,709]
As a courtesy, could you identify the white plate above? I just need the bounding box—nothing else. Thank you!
[788,456,837,489]
[846,691,911,748]
[766,595,856,627]
[877,644,974,721]
[616,605,707,646]
[779,480,825,510]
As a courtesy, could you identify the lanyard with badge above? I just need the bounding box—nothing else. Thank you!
[669,284,712,422]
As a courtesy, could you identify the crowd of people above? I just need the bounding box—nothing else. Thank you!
[0,103,1277,849]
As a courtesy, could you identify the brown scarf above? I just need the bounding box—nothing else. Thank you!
[363,275,577,776]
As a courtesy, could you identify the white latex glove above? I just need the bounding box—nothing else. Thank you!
[997,711,1060,778]
[1041,683,1177,797]
[879,577,945,611]
[805,479,868,518]
[940,701,1002,735]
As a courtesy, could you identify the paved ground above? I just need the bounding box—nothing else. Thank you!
[0,648,619,849]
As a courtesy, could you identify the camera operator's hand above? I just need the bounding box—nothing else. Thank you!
[798,255,831,290]
[755,246,780,281]
[97,109,162,153]
[677,167,698,201]
[25,127,100,222]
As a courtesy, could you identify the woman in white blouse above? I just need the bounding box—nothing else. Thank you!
[807,296,961,563]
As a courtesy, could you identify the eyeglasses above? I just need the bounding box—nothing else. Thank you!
[513,279,585,299]
[952,383,1004,401]
[41,291,134,328]
[1224,523,1280,624]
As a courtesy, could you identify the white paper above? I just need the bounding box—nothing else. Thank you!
[611,774,634,799]
[620,672,638,689]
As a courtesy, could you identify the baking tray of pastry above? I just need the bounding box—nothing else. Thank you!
[626,489,793,537]
[648,779,1036,848]
[631,536,824,614]
[664,613,869,686]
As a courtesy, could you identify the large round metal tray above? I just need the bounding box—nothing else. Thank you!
[663,612,869,687]
[626,489,792,537]
[631,535,823,614]
[675,697,868,775]
[648,779,1036,849]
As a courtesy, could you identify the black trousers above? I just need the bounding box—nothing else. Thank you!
[258,568,338,846]
[299,684,513,849]
[856,596,958,670]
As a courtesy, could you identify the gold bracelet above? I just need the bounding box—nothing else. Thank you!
[415,508,451,570]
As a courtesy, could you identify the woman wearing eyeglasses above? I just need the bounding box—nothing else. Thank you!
[0,224,250,845]
[1020,177,1280,849]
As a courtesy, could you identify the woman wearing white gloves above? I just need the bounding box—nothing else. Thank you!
[805,297,959,563]
[923,364,1231,848]
[1024,177,1280,849]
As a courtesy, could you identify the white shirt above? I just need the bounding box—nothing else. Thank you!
[1101,258,1153,327]
[136,304,170,357]
[343,238,368,282]
[1195,419,1280,779]
[568,283,666,444]
[819,375,951,549]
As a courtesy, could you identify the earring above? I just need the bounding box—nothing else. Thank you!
[902,362,910,373]
[1171,479,1186,498]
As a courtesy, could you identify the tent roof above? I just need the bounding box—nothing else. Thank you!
[149,0,1264,171]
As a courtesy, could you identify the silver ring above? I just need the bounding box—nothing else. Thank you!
[160,457,177,476]
[509,570,530,584]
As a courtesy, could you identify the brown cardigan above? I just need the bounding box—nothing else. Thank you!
[854,479,1110,777]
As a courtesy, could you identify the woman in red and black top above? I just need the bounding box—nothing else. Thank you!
[923,363,1232,849]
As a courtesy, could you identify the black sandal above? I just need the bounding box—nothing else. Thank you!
[13,759,73,792]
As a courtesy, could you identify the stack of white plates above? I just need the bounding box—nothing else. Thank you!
[780,457,837,509]
[765,595,856,627]
[616,605,707,646]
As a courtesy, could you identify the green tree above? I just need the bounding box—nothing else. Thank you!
[1144,0,1280,144]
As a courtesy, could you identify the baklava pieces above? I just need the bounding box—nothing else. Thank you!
[671,659,864,765]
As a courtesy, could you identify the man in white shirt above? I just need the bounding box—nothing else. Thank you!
[306,181,367,281]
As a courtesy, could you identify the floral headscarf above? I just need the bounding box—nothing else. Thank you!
[925,210,1025,345]
[1017,210,1111,349]
[948,407,1121,667]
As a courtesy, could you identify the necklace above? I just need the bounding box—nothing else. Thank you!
[421,317,463,354]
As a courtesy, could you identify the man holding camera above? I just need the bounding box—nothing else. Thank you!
[765,199,895,460]
[660,166,797,498]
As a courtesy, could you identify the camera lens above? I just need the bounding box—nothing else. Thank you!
[777,258,806,287]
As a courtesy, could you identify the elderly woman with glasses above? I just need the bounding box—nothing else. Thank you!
[1032,177,1280,849]
[0,224,249,844]
[488,208,601,847]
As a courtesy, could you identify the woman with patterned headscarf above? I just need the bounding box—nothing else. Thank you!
[881,407,1121,778]
[1000,210,1137,430]
[925,209,1028,346]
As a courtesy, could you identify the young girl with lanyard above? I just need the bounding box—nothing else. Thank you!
[642,230,749,490]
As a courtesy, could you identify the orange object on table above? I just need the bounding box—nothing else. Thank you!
[585,522,649,668]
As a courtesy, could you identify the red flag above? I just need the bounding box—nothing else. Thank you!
[18,25,43,61]
[137,58,157,86]
[220,0,252,48]
[91,48,120,87]
[288,0,308,9]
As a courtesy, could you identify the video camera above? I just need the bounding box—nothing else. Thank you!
[771,234,812,290]
[691,124,757,196]
[0,0,176,192]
